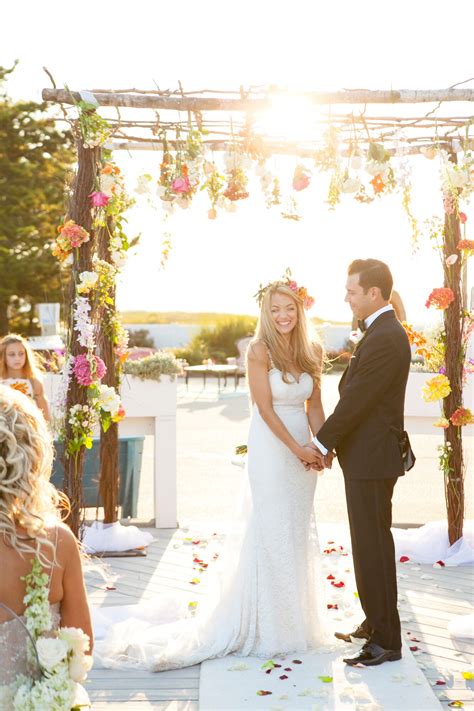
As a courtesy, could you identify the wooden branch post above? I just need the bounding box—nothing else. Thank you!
[97,221,120,523]
[442,174,465,545]
[64,141,99,537]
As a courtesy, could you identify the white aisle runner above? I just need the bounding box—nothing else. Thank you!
[200,523,441,710]
[199,641,441,711]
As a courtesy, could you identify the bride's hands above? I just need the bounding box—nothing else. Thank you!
[296,443,325,469]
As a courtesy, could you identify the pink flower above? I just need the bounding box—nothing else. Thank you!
[292,165,311,191]
[304,296,315,310]
[460,212,468,224]
[73,353,107,387]
[288,280,298,292]
[171,176,191,194]
[89,191,111,207]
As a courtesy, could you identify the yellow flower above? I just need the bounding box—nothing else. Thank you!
[422,374,451,402]
[433,417,450,428]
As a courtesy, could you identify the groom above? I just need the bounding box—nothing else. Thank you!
[307,259,411,666]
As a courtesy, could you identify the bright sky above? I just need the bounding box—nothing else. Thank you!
[4,0,474,324]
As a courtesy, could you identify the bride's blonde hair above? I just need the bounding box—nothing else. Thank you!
[251,284,322,385]
[0,385,64,565]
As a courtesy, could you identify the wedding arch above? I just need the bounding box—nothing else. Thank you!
[42,81,474,544]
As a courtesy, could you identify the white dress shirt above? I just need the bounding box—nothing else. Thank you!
[312,304,394,455]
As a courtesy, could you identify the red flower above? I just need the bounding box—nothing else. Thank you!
[459,212,468,224]
[331,581,345,588]
[399,556,410,563]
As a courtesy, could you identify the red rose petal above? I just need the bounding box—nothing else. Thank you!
[273,663,282,668]
[410,646,419,651]
[256,690,272,696]
[284,667,292,672]
[292,659,302,664]
[436,680,446,685]
[331,581,345,588]
[105,585,116,590]
[327,574,335,580]
[399,556,410,563]
[327,540,335,544]
[279,675,289,680]
[435,560,445,567]
[265,669,272,674]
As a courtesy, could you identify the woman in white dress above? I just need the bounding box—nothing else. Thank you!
[0,386,93,688]
[96,274,329,670]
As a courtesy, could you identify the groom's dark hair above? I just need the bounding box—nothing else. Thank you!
[348,259,393,300]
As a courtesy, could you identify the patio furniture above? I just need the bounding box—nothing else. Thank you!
[184,364,239,390]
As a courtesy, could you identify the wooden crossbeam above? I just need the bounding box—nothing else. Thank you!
[42,88,474,110]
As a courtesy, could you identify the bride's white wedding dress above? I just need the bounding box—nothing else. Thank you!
[95,367,328,671]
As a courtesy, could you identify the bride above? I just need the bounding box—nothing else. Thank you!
[96,273,330,670]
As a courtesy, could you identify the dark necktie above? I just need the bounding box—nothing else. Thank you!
[358,319,367,333]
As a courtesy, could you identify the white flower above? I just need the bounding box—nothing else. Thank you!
[59,626,90,655]
[68,652,93,682]
[37,637,69,671]
[100,173,117,196]
[111,250,127,269]
[135,174,152,195]
[176,196,191,209]
[77,271,99,295]
[98,384,121,417]
[340,177,362,194]
[366,160,388,178]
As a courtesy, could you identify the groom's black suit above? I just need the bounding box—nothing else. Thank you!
[317,309,411,651]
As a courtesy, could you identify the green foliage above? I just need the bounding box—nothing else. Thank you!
[128,328,155,348]
[175,316,257,365]
[123,351,181,381]
[0,63,75,335]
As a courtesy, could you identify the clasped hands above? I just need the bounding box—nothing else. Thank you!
[297,442,334,472]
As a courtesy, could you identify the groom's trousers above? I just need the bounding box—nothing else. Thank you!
[344,476,401,651]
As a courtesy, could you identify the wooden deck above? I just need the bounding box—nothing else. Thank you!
[85,527,474,710]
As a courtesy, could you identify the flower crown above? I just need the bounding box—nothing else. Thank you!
[254,269,315,310]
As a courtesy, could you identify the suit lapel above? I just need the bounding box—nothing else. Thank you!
[339,310,397,393]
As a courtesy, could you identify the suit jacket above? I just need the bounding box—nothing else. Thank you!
[317,310,411,480]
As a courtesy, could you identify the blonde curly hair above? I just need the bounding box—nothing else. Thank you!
[0,384,62,565]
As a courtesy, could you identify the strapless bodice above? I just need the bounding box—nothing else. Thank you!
[267,368,314,412]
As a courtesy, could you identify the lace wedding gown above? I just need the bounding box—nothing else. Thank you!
[95,368,327,671]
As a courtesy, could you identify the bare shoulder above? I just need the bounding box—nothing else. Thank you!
[247,339,269,364]
[50,523,80,558]
[30,377,44,394]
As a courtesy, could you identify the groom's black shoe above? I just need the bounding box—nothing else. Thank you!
[334,624,370,643]
[343,642,402,666]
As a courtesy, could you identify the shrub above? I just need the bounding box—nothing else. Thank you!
[174,316,257,365]
[128,328,155,348]
[123,351,181,381]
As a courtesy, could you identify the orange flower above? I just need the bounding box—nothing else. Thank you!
[450,407,474,426]
[9,381,29,395]
[457,240,474,254]
[425,288,455,310]
[370,174,385,194]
